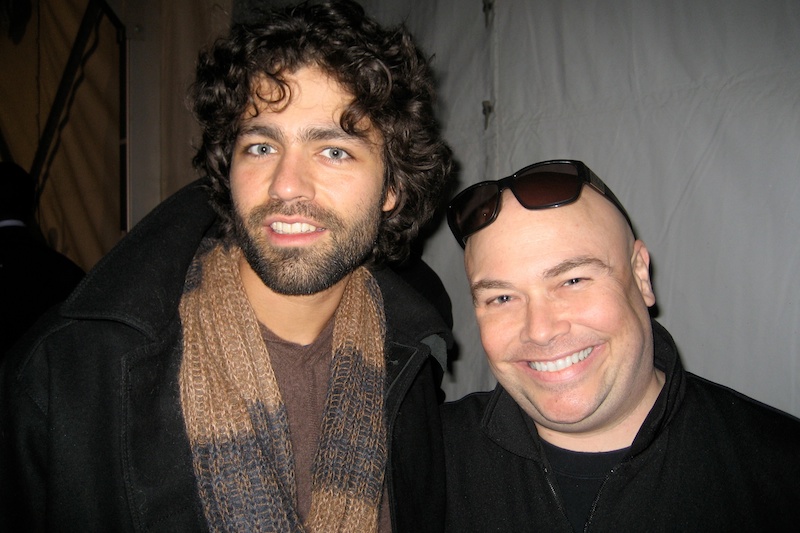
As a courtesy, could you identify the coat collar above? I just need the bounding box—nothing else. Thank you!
[60,179,219,339]
[372,265,452,370]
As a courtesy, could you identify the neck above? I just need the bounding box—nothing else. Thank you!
[238,255,349,346]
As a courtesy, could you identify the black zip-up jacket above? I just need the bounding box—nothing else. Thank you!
[0,179,452,532]
[442,321,800,532]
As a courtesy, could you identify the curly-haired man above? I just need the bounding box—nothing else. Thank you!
[0,2,453,531]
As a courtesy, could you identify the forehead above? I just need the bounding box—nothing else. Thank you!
[465,188,631,276]
[250,66,350,113]
[244,66,380,142]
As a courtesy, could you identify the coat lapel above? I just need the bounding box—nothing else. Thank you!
[121,326,208,532]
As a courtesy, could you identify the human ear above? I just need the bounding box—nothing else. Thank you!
[631,240,656,307]
[382,186,398,213]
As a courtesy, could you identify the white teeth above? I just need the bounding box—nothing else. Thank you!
[528,347,592,372]
[271,221,319,234]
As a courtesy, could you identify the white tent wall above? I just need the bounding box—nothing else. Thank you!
[361,0,800,417]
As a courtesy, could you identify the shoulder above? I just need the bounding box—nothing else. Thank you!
[441,390,492,445]
[442,390,493,421]
[652,373,800,524]
[1,313,93,423]
[372,263,453,351]
[678,373,800,456]
[373,263,450,323]
[685,373,800,426]
[57,180,218,337]
[441,391,495,445]
[2,307,155,392]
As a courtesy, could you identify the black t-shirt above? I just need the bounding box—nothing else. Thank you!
[540,439,628,532]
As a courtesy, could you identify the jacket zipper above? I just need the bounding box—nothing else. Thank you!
[384,344,425,533]
[541,464,570,528]
[583,462,627,532]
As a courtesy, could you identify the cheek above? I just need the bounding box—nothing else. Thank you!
[571,286,632,329]
[229,165,267,210]
[228,164,249,201]
[346,175,385,210]
[577,290,650,355]
[576,300,618,331]
[476,312,518,364]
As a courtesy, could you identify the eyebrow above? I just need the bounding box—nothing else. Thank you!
[542,256,611,279]
[469,279,514,305]
[237,123,372,147]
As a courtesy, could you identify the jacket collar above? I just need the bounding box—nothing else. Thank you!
[60,179,219,339]
[481,386,543,459]
[373,266,452,367]
[480,320,686,459]
[629,320,686,455]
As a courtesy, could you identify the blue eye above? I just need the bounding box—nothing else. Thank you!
[246,144,274,156]
[321,147,351,160]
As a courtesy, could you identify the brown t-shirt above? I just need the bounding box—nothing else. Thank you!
[262,321,391,532]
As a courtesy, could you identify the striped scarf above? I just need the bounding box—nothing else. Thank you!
[178,241,387,532]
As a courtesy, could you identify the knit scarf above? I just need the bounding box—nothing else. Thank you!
[178,241,387,532]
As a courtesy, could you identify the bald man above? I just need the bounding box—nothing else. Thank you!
[442,160,800,532]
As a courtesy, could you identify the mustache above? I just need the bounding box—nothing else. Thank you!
[246,199,342,230]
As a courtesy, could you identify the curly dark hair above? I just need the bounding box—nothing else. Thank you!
[189,0,452,266]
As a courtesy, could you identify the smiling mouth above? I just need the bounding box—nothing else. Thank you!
[528,347,593,372]
[270,221,323,235]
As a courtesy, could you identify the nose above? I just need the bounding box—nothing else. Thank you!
[268,151,315,202]
[521,295,570,346]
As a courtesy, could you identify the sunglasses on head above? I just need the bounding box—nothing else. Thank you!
[446,160,633,247]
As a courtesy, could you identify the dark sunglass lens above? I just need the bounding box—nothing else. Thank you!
[513,164,582,208]
[452,182,501,238]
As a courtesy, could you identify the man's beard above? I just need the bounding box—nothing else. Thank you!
[233,199,382,295]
